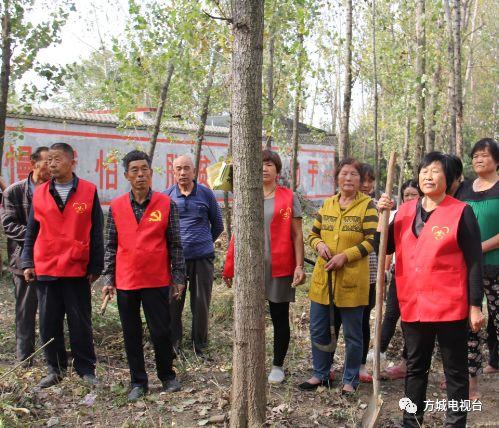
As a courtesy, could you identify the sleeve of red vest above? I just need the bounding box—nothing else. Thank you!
[222,235,235,278]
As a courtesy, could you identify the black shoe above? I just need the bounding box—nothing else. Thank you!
[162,378,181,393]
[82,374,98,387]
[128,386,147,402]
[195,350,213,362]
[37,373,63,389]
[298,379,332,391]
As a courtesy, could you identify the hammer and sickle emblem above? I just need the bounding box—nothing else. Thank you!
[73,202,87,214]
[280,207,292,221]
[432,226,449,240]
[148,210,162,222]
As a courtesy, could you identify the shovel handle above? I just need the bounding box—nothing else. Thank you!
[372,151,397,398]
[101,294,110,315]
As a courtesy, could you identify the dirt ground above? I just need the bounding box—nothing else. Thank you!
[0,274,498,427]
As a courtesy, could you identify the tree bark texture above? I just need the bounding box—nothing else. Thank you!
[413,0,426,176]
[443,0,457,154]
[452,0,464,159]
[265,33,274,149]
[463,0,478,101]
[338,0,352,160]
[291,33,304,192]
[148,59,175,159]
[0,0,12,176]
[194,49,218,179]
[372,0,380,197]
[398,98,411,204]
[229,0,266,426]
[425,16,443,154]
[224,112,233,241]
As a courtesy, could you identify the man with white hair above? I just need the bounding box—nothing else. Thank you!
[165,155,224,359]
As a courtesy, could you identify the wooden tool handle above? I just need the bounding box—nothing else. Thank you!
[101,294,110,315]
[372,151,397,398]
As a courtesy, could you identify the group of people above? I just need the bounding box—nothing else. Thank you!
[0,137,497,427]
[224,140,498,427]
[1,144,223,401]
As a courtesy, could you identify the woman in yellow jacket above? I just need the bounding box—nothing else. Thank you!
[299,158,378,395]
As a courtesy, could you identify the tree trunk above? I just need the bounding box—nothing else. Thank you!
[291,33,304,192]
[309,54,321,126]
[443,0,457,154]
[463,0,478,101]
[148,59,175,159]
[229,0,266,426]
[425,16,443,153]
[398,97,411,204]
[0,0,12,176]
[338,0,352,160]
[224,112,233,241]
[265,32,274,149]
[372,0,380,197]
[452,0,464,159]
[413,0,426,176]
[194,49,218,179]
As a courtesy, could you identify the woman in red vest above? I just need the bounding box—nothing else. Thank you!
[377,151,485,428]
[223,150,306,384]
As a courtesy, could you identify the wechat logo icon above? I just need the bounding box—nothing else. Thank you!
[399,397,418,414]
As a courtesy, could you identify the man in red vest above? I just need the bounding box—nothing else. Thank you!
[101,150,186,402]
[21,142,104,388]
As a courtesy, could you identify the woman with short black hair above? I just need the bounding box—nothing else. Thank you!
[455,138,499,399]
[377,151,485,427]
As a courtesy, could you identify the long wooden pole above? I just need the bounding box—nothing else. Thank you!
[374,152,397,395]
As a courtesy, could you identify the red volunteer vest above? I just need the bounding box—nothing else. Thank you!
[394,196,468,322]
[223,186,295,278]
[33,179,95,277]
[111,191,172,290]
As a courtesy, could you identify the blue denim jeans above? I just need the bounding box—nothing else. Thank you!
[310,301,364,388]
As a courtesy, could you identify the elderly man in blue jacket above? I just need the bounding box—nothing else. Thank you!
[165,155,224,360]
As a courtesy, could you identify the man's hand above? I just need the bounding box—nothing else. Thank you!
[102,285,116,300]
[171,283,186,301]
[291,266,306,287]
[317,242,332,261]
[87,274,100,284]
[324,253,348,271]
[223,276,233,288]
[469,306,485,333]
[24,268,36,283]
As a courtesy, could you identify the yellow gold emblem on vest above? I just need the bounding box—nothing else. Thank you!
[73,202,87,214]
[280,207,291,221]
[148,210,162,222]
[432,226,449,240]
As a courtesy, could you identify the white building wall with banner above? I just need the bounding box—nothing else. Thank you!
[4,108,335,207]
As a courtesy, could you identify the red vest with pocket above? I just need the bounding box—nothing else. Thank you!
[394,196,468,322]
[111,191,172,290]
[33,179,95,277]
[223,186,296,278]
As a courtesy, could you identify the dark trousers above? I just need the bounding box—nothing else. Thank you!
[37,278,96,377]
[14,274,38,361]
[487,310,498,368]
[380,275,407,359]
[484,274,499,368]
[117,286,175,389]
[361,282,376,364]
[170,257,214,352]
[402,319,469,428]
[268,301,290,367]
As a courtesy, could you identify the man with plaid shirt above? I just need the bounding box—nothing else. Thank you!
[0,146,50,364]
[102,150,186,402]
